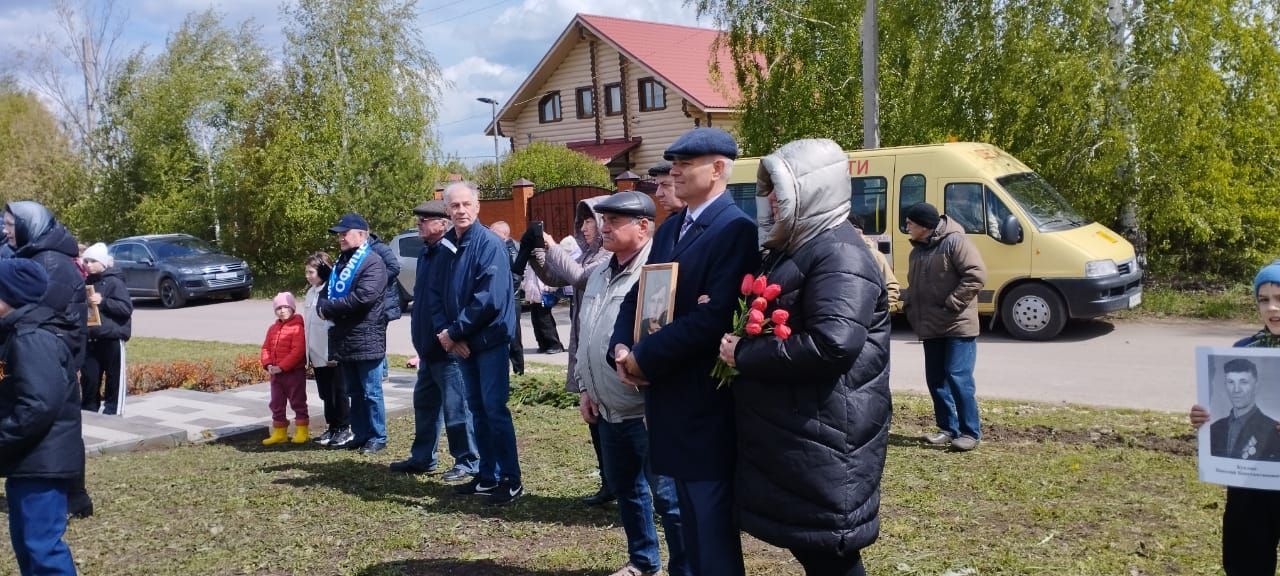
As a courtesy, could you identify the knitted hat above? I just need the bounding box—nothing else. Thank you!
[272,292,296,311]
[81,242,113,268]
[1255,259,1280,295]
[0,259,48,308]
[905,202,941,230]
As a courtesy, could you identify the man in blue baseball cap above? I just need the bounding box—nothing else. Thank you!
[320,212,391,454]
[611,127,759,576]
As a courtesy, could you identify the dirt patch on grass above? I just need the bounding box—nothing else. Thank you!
[896,413,1195,456]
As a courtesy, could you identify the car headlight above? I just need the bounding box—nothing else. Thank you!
[1085,259,1118,278]
[179,267,199,275]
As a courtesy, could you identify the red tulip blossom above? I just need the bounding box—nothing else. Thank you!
[747,309,765,325]
[752,275,768,296]
[771,309,790,325]
[762,284,782,301]
[740,274,755,296]
[774,324,792,340]
[751,297,768,312]
[745,322,763,336]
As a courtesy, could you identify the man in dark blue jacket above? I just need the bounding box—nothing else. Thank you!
[437,182,522,505]
[319,213,389,454]
[389,200,479,482]
[611,128,760,576]
[0,259,83,574]
[368,233,402,382]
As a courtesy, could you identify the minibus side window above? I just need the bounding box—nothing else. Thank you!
[899,174,925,233]
[727,183,758,220]
[985,188,1014,240]
[850,176,888,235]
[944,183,986,234]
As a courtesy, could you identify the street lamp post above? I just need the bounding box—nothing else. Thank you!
[477,97,501,192]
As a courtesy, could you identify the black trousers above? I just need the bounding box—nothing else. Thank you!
[529,304,563,351]
[80,338,123,414]
[1224,486,1280,575]
[509,308,525,375]
[790,548,865,576]
[314,365,348,429]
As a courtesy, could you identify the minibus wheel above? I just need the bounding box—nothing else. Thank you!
[1000,283,1066,341]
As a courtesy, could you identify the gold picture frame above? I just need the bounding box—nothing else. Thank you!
[86,285,101,327]
[634,262,678,343]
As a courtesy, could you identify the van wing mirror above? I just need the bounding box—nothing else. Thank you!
[999,215,1023,245]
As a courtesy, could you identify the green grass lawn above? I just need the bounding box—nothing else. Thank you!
[0,394,1224,575]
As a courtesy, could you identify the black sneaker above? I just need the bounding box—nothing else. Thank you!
[328,428,357,449]
[388,459,435,474]
[441,465,475,483]
[487,481,524,506]
[582,485,616,507]
[454,477,499,496]
[315,429,336,446]
[358,441,387,455]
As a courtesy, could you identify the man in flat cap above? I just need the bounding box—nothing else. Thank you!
[389,200,480,482]
[581,191,688,576]
[610,127,760,576]
[648,161,686,216]
[320,213,390,453]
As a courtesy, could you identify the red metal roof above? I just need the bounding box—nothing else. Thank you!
[566,138,643,164]
[577,14,739,110]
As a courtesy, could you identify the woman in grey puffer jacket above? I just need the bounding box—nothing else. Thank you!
[528,196,615,505]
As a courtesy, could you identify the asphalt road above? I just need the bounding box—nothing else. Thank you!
[132,297,1253,413]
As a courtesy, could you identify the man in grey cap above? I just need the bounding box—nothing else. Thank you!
[580,191,687,576]
[389,200,480,481]
[648,161,686,215]
[610,127,759,576]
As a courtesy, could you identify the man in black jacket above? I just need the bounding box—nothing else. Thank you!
[368,233,402,382]
[320,213,390,454]
[0,258,83,574]
[1210,358,1280,460]
[80,242,133,415]
[4,201,93,519]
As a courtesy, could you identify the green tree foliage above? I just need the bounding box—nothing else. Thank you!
[695,0,1280,278]
[472,142,612,194]
[0,79,85,213]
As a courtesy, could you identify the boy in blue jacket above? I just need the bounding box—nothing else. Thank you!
[1191,259,1280,575]
[0,258,82,574]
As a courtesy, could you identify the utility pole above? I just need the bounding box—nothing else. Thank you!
[861,0,880,149]
[477,97,501,192]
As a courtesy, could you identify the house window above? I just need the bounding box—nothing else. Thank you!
[575,87,594,119]
[539,92,562,123]
[604,83,623,116]
[638,78,665,111]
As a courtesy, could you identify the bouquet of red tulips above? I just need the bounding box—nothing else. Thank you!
[711,273,791,388]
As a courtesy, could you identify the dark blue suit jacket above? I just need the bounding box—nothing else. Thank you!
[610,192,761,480]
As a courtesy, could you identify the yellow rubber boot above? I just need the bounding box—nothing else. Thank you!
[291,423,310,444]
[262,425,289,446]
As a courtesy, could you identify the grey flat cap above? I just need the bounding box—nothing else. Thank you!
[595,190,656,219]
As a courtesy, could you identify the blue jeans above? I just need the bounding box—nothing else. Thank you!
[459,344,521,484]
[922,337,981,439]
[341,358,387,445]
[409,358,479,472]
[7,478,76,575]
[599,417,688,576]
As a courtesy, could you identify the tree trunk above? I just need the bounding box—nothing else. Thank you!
[1108,0,1147,267]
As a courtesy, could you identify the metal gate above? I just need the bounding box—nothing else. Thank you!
[528,185,613,243]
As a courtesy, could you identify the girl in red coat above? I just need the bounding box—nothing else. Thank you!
[261,292,308,445]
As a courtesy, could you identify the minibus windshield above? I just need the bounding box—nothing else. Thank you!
[996,172,1089,232]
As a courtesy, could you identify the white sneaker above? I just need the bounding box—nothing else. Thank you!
[608,565,662,576]
[951,435,980,451]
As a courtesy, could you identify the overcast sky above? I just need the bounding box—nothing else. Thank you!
[0,0,706,165]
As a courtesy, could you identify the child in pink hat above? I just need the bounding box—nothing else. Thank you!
[260,292,309,445]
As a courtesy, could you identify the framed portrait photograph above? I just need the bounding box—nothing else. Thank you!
[1196,346,1280,489]
[634,262,678,343]
[86,285,102,327]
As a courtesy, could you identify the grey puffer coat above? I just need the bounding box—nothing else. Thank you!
[530,196,611,392]
[733,138,892,555]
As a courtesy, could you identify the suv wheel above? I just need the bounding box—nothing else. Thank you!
[159,277,187,309]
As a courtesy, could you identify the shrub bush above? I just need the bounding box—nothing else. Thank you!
[127,354,268,395]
